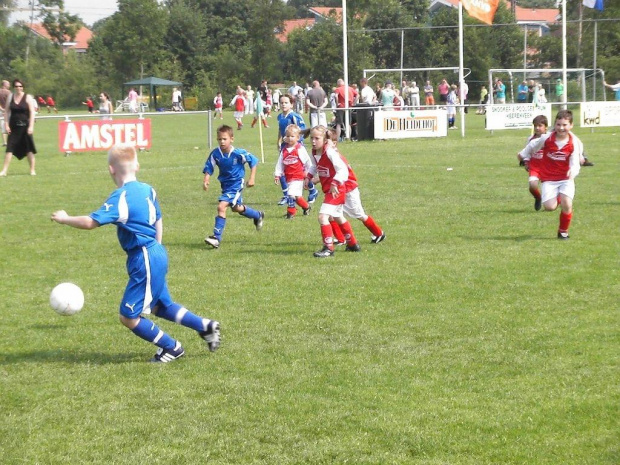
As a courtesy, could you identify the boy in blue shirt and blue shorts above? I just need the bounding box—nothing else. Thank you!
[203,125,264,248]
[51,144,220,363]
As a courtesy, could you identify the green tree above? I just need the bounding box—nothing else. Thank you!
[38,0,81,45]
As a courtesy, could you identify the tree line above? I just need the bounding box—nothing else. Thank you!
[0,0,617,109]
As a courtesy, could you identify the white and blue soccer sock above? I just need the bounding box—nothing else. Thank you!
[280,176,288,196]
[308,181,316,192]
[156,303,210,333]
[131,317,176,349]
[239,205,261,220]
[213,215,226,241]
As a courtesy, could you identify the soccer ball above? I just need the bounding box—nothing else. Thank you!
[50,283,84,316]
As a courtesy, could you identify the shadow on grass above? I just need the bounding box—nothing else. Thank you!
[0,350,141,365]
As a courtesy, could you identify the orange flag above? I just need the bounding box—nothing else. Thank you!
[461,0,500,25]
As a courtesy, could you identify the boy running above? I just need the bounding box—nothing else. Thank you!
[203,125,264,248]
[517,115,548,211]
[518,110,583,239]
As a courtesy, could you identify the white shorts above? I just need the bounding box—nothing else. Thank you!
[0,116,5,134]
[310,112,328,128]
[343,188,367,219]
[286,180,304,197]
[233,111,244,119]
[319,202,344,218]
[541,179,575,203]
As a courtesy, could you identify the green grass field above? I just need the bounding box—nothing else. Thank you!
[1,109,618,464]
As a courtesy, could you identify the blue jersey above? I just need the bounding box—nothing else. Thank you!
[278,111,306,138]
[203,146,258,190]
[90,181,161,253]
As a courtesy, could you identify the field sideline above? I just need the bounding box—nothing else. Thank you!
[0,110,618,464]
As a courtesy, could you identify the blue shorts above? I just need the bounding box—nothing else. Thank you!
[120,243,173,318]
[219,181,244,206]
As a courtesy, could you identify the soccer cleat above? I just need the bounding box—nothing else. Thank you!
[254,211,265,230]
[582,159,594,167]
[534,198,542,211]
[151,341,185,363]
[557,231,570,240]
[278,196,288,206]
[333,238,345,247]
[285,212,295,219]
[345,243,362,252]
[303,206,311,216]
[313,246,334,258]
[199,321,221,352]
[204,235,220,248]
[371,232,386,244]
[308,189,319,204]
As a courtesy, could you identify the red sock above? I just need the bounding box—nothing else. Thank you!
[296,197,309,209]
[339,221,357,246]
[287,206,296,216]
[362,216,383,237]
[559,211,572,233]
[262,118,268,128]
[320,224,334,250]
[330,220,345,243]
[530,188,541,200]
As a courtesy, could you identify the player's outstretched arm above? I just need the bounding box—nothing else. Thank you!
[51,211,99,230]
[247,165,257,187]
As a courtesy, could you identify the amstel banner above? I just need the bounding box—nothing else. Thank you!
[58,119,152,152]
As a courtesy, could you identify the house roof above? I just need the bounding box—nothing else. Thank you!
[28,23,93,50]
[276,18,314,43]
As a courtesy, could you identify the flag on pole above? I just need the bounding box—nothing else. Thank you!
[255,94,265,163]
[583,0,604,11]
[461,0,500,25]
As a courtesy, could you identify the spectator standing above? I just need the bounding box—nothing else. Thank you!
[172,87,183,111]
[380,81,395,109]
[98,92,113,120]
[359,78,376,105]
[0,80,11,146]
[460,81,469,113]
[495,79,506,104]
[0,79,37,176]
[246,85,255,114]
[424,80,434,106]
[127,87,138,113]
[306,80,328,128]
[555,79,564,102]
[517,81,528,103]
[335,79,355,140]
[476,85,488,114]
[438,79,449,104]
[410,81,420,108]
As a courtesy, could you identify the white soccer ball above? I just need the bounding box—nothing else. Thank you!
[50,283,84,316]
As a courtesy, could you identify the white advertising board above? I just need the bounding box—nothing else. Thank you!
[373,109,447,139]
[485,103,552,130]
[580,101,620,128]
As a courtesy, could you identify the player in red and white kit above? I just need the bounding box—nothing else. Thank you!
[307,126,360,257]
[518,110,583,239]
[274,125,312,219]
[213,92,223,119]
[318,130,385,244]
[517,114,548,211]
[229,89,245,130]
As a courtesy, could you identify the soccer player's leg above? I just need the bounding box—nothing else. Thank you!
[528,173,542,211]
[119,251,183,362]
[345,188,384,243]
[557,181,575,239]
[231,189,264,230]
[541,181,560,212]
[278,176,289,205]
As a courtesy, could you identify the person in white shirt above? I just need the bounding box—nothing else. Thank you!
[359,78,376,105]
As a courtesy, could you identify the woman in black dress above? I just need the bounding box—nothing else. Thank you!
[0,79,37,176]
